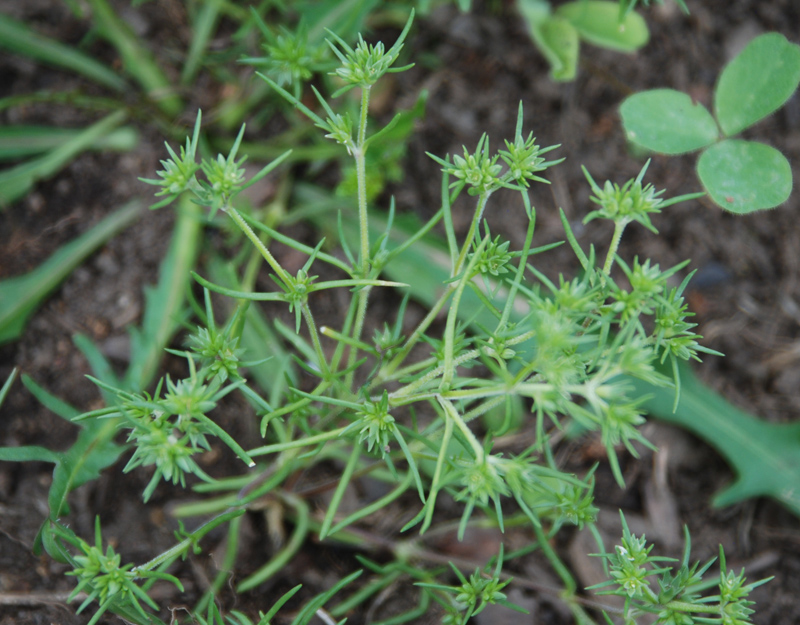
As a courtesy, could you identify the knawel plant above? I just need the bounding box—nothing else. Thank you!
[1,10,773,625]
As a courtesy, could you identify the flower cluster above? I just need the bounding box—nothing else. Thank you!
[591,513,771,625]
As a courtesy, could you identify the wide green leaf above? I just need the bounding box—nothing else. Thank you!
[556,0,649,52]
[715,32,800,136]
[18,376,124,533]
[534,16,581,81]
[518,0,580,81]
[620,89,719,154]
[632,362,800,517]
[697,139,792,213]
[0,445,61,465]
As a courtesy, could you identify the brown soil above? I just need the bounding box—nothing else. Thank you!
[1,0,800,623]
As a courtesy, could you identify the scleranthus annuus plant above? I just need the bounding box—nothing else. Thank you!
[39,12,768,625]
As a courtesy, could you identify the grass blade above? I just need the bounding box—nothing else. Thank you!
[0,13,126,91]
[0,199,142,344]
[85,0,183,116]
[123,196,203,391]
[181,0,223,86]
[0,125,137,161]
[0,109,130,207]
[0,367,17,406]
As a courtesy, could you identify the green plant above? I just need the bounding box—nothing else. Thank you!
[620,32,800,213]
[590,513,770,625]
[516,0,686,82]
[0,199,141,344]
[2,8,781,625]
[0,0,419,350]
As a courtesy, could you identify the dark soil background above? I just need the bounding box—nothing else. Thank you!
[1,1,800,623]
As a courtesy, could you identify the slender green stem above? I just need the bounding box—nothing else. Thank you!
[438,396,484,462]
[603,219,628,275]
[462,395,505,423]
[321,325,374,354]
[224,204,292,287]
[133,510,243,574]
[661,601,721,614]
[355,150,370,274]
[300,302,331,378]
[356,86,371,275]
[241,180,289,292]
[345,86,373,389]
[385,206,445,262]
[383,283,456,377]
[320,444,362,539]
[357,86,370,154]
[441,236,488,390]
[499,200,536,329]
[237,492,309,592]
[193,513,242,614]
[420,414,454,533]
[330,291,360,373]
[452,192,491,279]
[532,521,576,595]
[248,427,347,456]
[327,471,414,538]
[346,286,372,390]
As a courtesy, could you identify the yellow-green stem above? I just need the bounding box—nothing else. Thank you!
[603,219,628,275]
[383,283,456,377]
[452,191,491,279]
[441,236,488,390]
[532,521,576,594]
[663,601,721,614]
[438,396,484,462]
[499,206,536,329]
[223,204,292,287]
[301,302,330,378]
[248,427,347,457]
[356,86,371,276]
[346,87,373,388]
[346,287,372,390]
